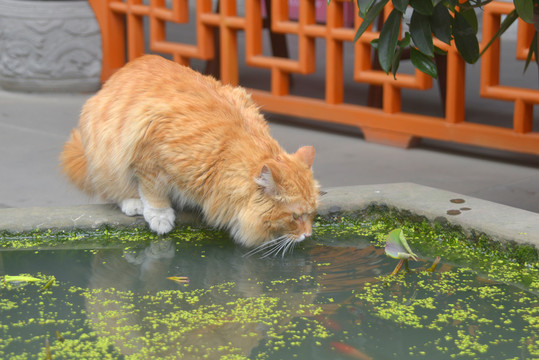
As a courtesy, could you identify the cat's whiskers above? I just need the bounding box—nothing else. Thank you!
[260,239,289,258]
[244,234,299,258]
[282,236,298,256]
[243,235,286,258]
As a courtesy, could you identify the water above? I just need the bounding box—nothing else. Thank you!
[0,230,537,359]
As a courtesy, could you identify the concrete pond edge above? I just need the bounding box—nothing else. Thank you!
[0,183,538,251]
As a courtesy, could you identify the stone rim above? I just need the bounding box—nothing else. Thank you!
[0,183,537,250]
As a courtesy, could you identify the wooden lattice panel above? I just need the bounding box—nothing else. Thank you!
[480,2,539,134]
[88,0,539,154]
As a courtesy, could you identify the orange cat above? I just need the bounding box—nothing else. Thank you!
[60,55,320,255]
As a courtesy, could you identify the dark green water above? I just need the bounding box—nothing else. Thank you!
[0,230,537,359]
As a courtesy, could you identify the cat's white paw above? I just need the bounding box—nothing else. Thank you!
[143,206,175,235]
[120,198,144,216]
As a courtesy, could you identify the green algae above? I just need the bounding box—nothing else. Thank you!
[314,208,539,292]
[353,267,538,358]
[0,210,538,359]
[0,225,222,251]
[0,273,327,359]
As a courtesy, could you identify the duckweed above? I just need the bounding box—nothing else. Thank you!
[0,209,537,359]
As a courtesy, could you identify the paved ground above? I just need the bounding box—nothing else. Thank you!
[1,81,538,214]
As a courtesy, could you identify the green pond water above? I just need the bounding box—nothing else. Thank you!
[0,217,538,360]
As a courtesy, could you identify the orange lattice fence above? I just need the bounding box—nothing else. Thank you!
[88,0,539,154]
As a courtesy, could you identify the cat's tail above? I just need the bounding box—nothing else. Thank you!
[60,128,93,194]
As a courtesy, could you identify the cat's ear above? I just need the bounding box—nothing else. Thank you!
[255,165,278,195]
[295,146,315,169]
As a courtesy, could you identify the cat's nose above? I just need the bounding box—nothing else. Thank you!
[303,220,312,239]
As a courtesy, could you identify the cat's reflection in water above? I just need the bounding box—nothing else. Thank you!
[85,237,387,359]
[85,240,317,359]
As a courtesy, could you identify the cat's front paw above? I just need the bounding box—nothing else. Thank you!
[120,198,144,216]
[143,206,176,235]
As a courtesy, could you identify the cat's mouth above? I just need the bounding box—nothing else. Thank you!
[243,234,307,258]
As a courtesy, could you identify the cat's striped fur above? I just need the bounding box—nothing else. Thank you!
[60,55,320,251]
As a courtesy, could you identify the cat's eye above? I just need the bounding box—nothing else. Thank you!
[292,213,300,220]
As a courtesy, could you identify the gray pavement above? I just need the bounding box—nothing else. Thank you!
[1,83,539,213]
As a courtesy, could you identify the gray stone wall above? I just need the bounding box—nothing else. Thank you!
[0,0,102,92]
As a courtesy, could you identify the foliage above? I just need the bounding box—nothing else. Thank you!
[384,228,418,260]
[353,0,538,78]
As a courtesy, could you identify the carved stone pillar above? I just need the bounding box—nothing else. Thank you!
[0,0,102,92]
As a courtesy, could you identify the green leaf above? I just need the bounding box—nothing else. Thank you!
[524,31,537,73]
[392,44,404,79]
[399,32,411,47]
[444,0,459,11]
[370,39,379,49]
[410,47,438,78]
[378,9,402,73]
[514,0,534,24]
[4,275,41,283]
[460,7,478,34]
[384,229,418,260]
[479,10,518,58]
[434,44,448,55]
[40,277,55,292]
[410,0,434,15]
[431,3,452,44]
[357,0,377,18]
[392,0,409,13]
[391,23,410,78]
[410,11,434,57]
[453,11,480,63]
[354,0,390,42]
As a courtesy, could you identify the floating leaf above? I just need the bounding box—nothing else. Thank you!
[384,229,418,260]
[40,277,55,292]
[4,275,41,283]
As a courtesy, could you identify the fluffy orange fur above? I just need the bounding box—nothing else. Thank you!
[60,55,320,252]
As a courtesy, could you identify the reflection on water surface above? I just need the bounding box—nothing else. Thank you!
[0,229,537,359]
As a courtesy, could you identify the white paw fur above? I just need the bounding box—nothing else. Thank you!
[143,206,176,235]
[120,198,144,216]
[119,198,144,216]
